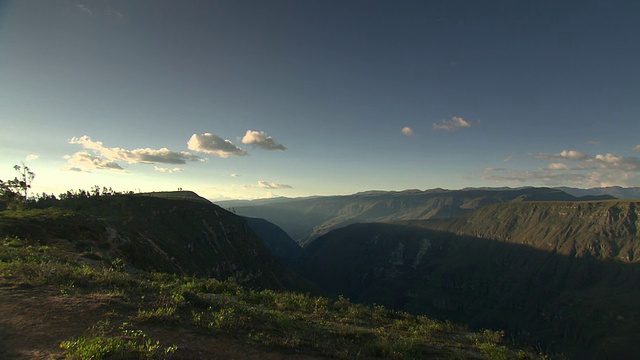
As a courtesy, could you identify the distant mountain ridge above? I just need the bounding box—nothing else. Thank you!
[555,186,640,199]
[218,187,616,246]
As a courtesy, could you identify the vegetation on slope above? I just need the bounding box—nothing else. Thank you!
[0,234,546,359]
[0,191,306,290]
[297,201,640,359]
[426,200,640,262]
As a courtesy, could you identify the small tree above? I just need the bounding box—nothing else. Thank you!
[13,163,35,201]
[0,179,20,209]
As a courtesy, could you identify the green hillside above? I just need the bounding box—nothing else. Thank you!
[421,200,640,262]
[0,192,544,359]
[0,192,310,290]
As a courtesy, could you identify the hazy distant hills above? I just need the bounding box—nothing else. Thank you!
[218,187,615,246]
[297,200,640,358]
[555,186,640,200]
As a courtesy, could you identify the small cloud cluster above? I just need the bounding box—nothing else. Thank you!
[75,4,92,15]
[74,3,124,19]
[63,151,126,173]
[257,181,292,189]
[401,127,414,136]
[154,166,183,173]
[188,130,287,157]
[484,148,640,187]
[537,150,640,172]
[241,130,286,150]
[26,154,39,161]
[65,135,202,173]
[63,130,287,176]
[70,136,202,164]
[433,116,472,131]
[537,150,589,161]
[187,133,247,158]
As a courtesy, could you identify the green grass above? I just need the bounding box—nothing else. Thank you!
[0,234,549,359]
[60,321,177,359]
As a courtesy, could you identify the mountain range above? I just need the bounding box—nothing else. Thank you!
[219,187,620,246]
[2,187,640,358]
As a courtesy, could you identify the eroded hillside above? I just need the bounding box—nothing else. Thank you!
[424,200,640,262]
[297,200,640,359]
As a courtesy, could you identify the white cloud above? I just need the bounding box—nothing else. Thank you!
[633,145,640,151]
[487,147,640,187]
[107,10,124,19]
[591,153,640,171]
[401,127,414,136]
[154,166,183,173]
[76,4,92,15]
[187,133,247,158]
[257,181,292,189]
[482,167,592,186]
[432,116,472,131]
[548,163,571,170]
[503,155,514,163]
[230,173,240,177]
[26,154,39,161]
[65,151,127,172]
[587,140,601,145]
[241,130,286,151]
[61,166,88,173]
[70,135,203,164]
[537,150,589,161]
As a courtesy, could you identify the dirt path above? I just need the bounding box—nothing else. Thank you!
[0,285,131,359]
[0,285,325,359]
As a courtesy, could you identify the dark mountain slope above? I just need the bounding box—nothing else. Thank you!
[0,192,305,290]
[220,187,583,246]
[297,201,640,359]
[244,216,302,265]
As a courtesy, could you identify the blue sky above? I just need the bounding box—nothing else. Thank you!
[1,0,639,200]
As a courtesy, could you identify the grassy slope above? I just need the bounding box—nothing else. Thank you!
[425,200,640,262]
[0,193,307,291]
[0,218,545,359]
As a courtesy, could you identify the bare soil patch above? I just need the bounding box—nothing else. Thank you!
[0,285,324,359]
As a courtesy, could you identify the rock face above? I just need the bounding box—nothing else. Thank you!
[220,187,590,246]
[0,192,304,290]
[297,201,640,359]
